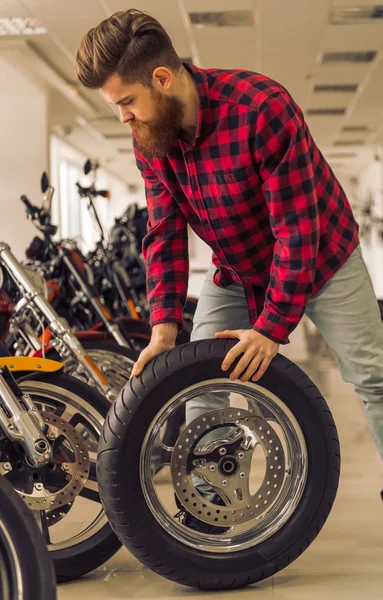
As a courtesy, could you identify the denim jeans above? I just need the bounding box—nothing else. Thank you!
[187,245,383,464]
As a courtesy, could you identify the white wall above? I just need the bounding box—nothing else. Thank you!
[356,160,383,299]
[0,58,48,259]
[188,228,212,297]
[50,136,144,251]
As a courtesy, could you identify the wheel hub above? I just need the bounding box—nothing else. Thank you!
[171,408,285,527]
[218,455,239,477]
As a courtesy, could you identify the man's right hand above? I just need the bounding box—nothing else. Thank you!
[131,322,178,377]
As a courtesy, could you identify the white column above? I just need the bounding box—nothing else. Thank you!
[0,57,48,259]
[357,159,383,299]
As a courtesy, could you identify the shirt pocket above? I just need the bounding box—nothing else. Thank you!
[202,165,262,223]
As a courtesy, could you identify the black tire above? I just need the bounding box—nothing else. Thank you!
[0,474,56,599]
[117,315,190,346]
[97,338,340,590]
[115,317,152,336]
[183,296,198,336]
[114,320,151,352]
[183,296,198,321]
[55,339,138,363]
[13,372,122,583]
[46,339,137,397]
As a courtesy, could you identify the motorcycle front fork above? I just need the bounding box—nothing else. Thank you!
[0,367,52,468]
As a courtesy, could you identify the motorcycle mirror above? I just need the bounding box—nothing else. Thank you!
[41,172,49,193]
[84,159,92,175]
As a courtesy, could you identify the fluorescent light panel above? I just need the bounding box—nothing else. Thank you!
[0,17,47,36]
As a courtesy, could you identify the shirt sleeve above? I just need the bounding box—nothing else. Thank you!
[252,93,321,344]
[134,142,189,330]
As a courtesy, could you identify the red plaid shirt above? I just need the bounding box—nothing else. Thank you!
[134,63,359,344]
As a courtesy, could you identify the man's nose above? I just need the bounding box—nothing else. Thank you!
[119,108,134,124]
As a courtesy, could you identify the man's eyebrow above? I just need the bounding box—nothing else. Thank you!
[111,95,134,106]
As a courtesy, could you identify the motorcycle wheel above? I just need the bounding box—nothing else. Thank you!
[4,372,122,582]
[183,296,198,333]
[0,474,56,599]
[97,338,340,590]
[45,340,137,401]
[112,317,190,347]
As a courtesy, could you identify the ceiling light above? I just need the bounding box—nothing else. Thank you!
[189,10,255,27]
[342,125,375,132]
[321,51,377,63]
[307,108,346,116]
[314,84,358,93]
[334,140,365,146]
[330,5,383,24]
[326,152,357,158]
[0,17,47,36]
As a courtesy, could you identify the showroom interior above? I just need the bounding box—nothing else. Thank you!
[0,1,382,599]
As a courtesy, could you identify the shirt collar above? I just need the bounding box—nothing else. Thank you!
[183,62,210,143]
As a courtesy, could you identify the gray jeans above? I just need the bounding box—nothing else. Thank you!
[187,245,383,461]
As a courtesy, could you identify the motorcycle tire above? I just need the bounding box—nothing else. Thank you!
[12,372,122,582]
[45,340,137,399]
[0,474,56,599]
[97,338,340,590]
[115,316,190,346]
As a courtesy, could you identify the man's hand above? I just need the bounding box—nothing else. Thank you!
[131,322,178,377]
[215,329,279,382]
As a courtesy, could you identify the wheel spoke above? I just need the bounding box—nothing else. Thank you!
[58,409,76,424]
[39,510,51,544]
[79,479,101,504]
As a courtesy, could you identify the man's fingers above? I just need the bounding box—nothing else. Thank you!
[240,355,263,382]
[215,330,239,339]
[251,357,271,382]
[229,350,257,381]
[131,348,155,377]
[221,341,246,371]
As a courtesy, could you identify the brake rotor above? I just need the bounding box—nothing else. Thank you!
[14,412,90,511]
[171,408,285,527]
[46,502,73,526]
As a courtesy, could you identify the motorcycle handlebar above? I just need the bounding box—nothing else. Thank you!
[20,195,39,217]
[76,182,109,199]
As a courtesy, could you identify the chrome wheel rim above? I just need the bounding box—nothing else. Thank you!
[61,350,134,400]
[7,381,108,552]
[140,379,308,553]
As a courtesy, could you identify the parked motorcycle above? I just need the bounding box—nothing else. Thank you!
[0,240,136,401]
[0,351,121,581]
[98,338,340,590]
[77,159,192,344]
[23,171,151,353]
[79,159,149,323]
[0,473,56,599]
[109,197,198,338]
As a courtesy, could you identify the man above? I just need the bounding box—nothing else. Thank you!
[76,9,383,491]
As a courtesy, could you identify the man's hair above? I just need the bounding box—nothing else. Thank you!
[75,9,183,89]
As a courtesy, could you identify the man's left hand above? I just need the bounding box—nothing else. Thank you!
[215,329,279,382]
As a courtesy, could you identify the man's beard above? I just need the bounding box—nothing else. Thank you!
[129,90,185,160]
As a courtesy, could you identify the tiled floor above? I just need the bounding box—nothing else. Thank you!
[58,325,383,599]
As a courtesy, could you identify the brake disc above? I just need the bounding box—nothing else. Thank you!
[14,412,90,511]
[171,408,285,527]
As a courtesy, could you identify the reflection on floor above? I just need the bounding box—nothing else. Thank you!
[58,323,383,600]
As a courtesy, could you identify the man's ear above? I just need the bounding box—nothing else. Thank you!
[152,66,173,90]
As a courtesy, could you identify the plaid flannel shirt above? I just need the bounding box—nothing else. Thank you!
[134,63,359,344]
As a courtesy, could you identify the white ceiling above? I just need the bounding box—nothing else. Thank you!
[0,0,383,185]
